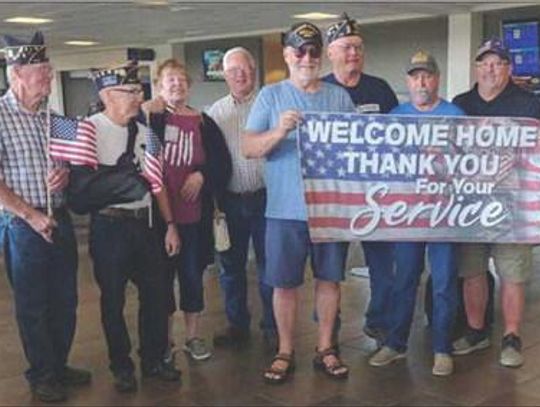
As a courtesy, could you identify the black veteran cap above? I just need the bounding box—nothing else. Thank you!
[326,13,362,44]
[282,22,323,49]
[1,31,48,65]
[91,61,141,91]
[406,50,439,74]
[475,37,511,62]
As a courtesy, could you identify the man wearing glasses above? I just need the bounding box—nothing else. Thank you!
[208,47,277,350]
[87,62,181,392]
[451,38,540,368]
[323,13,399,347]
[243,22,355,383]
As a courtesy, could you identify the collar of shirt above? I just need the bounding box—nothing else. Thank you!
[232,91,256,106]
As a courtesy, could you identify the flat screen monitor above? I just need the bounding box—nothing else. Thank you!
[502,19,540,76]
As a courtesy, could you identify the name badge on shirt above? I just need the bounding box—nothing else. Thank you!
[357,103,381,113]
[164,124,179,143]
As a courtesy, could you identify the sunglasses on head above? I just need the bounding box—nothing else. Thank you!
[293,44,322,59]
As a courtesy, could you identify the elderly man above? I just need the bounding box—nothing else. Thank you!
[207,47,276,348]
[86,62,181,392]
[451,38,540,368]
[324,13,399,344]
[243,22,355,383]
[0,32,90,402]
[368,51,463,376]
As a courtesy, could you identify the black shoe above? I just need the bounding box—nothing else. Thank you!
[142,361,181,382]
[213,326,250,348]
[58,366,92,386]
[113,371,137,393]
[31,379,67,402]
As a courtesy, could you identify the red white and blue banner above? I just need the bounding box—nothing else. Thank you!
[297,112,540,243]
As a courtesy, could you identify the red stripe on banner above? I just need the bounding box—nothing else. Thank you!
[305,191,439,205]
[309,216,433,229]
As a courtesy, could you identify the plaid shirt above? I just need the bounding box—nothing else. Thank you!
[0,89,64,209]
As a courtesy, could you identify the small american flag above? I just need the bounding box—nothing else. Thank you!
[143,126,164,194]
[50,114,97,168]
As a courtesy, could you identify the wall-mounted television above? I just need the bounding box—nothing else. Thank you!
[502,19,540,76]
[202,49,225,81]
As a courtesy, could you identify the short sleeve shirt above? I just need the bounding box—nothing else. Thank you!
[245,80,355,221]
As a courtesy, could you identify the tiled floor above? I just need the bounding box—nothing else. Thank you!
[1,232,540,406]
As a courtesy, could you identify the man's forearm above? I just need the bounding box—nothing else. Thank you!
[0,180,35,220]
[242,128,287,159]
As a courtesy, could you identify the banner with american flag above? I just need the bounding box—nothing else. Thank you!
[50,114,97,168]
[143,126,164,194]
[298,112,540,243]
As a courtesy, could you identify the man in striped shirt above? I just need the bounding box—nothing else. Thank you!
[0,32,90,402]
[208,47,276,349]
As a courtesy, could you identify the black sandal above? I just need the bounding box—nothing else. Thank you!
[263,353,295,384]
[313,347,349,380]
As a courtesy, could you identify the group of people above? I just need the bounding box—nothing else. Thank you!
[0,12,539,403]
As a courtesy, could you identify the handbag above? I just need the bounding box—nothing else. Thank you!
[213,199,231,252]
[67,119,150,214]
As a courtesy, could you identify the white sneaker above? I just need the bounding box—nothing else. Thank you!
[432,353,453,376]
[368,346,406,367]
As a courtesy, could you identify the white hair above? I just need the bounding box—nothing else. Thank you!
[5,65,16,85]
[222,47,256,70]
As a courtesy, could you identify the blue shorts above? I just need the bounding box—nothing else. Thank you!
[265,218,349,288]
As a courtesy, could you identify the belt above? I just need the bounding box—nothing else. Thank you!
[98,207,149,220]
[227,188,265,198]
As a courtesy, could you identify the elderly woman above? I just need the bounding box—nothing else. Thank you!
[143,59,231,361]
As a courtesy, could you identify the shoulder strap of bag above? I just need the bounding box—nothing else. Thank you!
[116,119,139,165]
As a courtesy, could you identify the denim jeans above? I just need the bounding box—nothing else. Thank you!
[0,210,78,384]
[386,242,457,354]
[362,241,395,333]
[89,214,168,374]
[218,190,275,333]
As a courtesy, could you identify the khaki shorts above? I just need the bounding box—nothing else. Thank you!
[458,243,532,283]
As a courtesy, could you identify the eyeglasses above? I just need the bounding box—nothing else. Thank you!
[293,45,322,59]
[110,88,144,96]
[475,60,509,70]
[334,43,364,54]
[224,67,252,77]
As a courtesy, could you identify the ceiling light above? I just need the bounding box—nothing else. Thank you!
[65,40,99,46]
[293,12,339,20]
[4,17,53,24]
[133,0,169,6]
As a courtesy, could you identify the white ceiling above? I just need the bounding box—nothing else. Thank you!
[0,1,536,54]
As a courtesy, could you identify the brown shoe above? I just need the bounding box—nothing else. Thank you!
[313,347,349,380]
[263,353,295,384]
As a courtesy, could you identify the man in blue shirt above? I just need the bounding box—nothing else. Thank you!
[368,51,462,376]
[323,13,399,345]
[243,22,355,383]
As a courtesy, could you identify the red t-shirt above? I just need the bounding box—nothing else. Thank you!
[163,114,206,224]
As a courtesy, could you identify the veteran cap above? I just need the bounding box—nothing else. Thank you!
[1,31,48,65]
[91,61,141,91]
[282,22,323,49]
[406,50,439,75]
[475,37,511,62]
[326,13,362,44]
